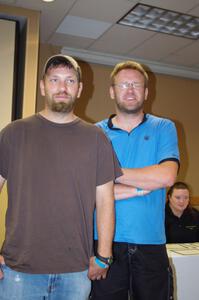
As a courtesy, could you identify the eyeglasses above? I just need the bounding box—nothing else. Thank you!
[113,81,145,90]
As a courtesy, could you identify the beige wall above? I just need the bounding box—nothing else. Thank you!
[148,74,199,197]
[0,19,15,130]
[0,5,40,246]
[0,4,40,117]
[37,45,199,201]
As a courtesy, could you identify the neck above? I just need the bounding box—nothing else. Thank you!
[39,108,77,124]
[113,111,144,132]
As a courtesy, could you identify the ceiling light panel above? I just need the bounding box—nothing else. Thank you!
[56,15,112,39]
[118,3,199,40]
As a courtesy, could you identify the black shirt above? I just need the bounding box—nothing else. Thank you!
[165,203,199,243]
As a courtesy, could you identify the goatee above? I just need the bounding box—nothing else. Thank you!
[51,101,75,113]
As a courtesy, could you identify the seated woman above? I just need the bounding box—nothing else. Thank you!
[165,181,199,243]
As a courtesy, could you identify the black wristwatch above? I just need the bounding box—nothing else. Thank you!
[96,253,113,266]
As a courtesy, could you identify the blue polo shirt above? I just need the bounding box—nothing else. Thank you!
[95,113,179,244]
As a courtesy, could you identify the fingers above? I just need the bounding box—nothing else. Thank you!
[0,255,5,280]
[0,269,4,280]
[0,255,5,265]
[92,272,107,281]
[88,270,107,281]
[88,266,108,281]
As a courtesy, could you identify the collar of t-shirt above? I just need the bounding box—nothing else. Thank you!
[107,113,147,131]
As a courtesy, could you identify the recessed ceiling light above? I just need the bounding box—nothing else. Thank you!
[42,0,55,2]
[118,3,199,40]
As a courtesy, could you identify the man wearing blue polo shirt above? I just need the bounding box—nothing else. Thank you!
[91,60,179,300]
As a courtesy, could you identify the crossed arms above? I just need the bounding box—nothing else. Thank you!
[114,160,179,200]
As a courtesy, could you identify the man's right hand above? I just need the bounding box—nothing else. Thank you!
[0,255,5,279]
[88,256,109,281]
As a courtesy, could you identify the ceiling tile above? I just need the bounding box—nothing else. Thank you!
[163,40,199,66]
[140,0,199,13]
[128,33,192,61]
[69,0,136,22]
[89,24,155,55]
[49,32,94,48]
[189,4,199,16]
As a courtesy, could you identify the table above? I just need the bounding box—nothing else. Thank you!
[167,243,199,300]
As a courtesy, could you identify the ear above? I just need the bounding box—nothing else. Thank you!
[77,82,83,98]
[109,86,115,100]
[40,79,45,96]
[144,87,148,101]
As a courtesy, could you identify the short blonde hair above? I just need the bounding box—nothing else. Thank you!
[110,61,148,87]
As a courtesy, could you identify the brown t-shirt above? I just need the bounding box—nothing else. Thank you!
[0,114,121,274]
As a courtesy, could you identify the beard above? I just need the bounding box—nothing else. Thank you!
[51,101,75,113]
[46,93,76,113]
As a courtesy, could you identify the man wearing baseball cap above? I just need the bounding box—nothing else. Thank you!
[0,54,121,299]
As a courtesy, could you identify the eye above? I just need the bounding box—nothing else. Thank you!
[66,79,76,85]
[49,78,58,83]
[114,82,129,89]
[121,82,129,89]
[133,82,143,88]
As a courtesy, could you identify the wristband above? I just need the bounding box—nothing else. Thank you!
[96,253,113,266]
[136,188,144,196]
[94,256,108,269]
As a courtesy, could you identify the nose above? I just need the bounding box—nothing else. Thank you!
[127,84,136,92]
[178,198,186,204]
[59,81,68,91]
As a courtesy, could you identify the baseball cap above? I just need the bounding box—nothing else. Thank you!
[42,54,82,81]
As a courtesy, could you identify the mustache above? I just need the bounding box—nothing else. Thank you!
[55,92,69,96]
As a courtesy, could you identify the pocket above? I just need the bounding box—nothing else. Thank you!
[138,245,169,271]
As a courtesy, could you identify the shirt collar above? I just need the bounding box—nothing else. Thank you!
[107,113,147,130]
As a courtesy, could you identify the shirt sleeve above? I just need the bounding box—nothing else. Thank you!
[157,119,180,164]
[96,129,122,186]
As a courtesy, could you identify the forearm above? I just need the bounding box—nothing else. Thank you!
[96,205,114,256]
[114,183,150,200]
[116,161,178,190]
[96,181,115,257]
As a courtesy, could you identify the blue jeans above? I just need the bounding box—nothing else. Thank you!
[0,264,91,300]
